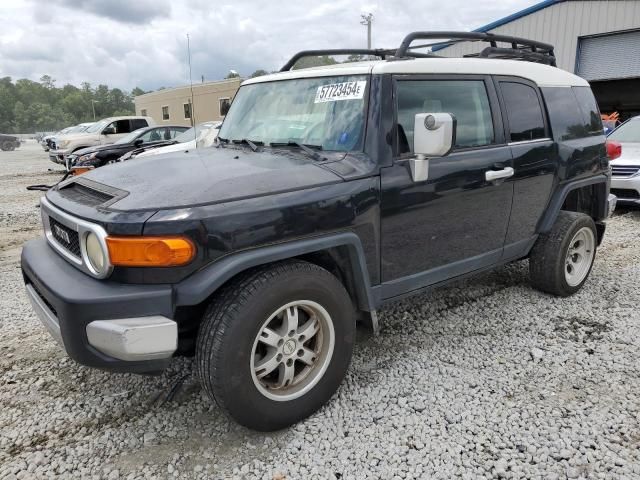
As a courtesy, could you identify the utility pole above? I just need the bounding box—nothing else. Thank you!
[187,34,196,128]
[360,13,373,49]
[90,100,98,121]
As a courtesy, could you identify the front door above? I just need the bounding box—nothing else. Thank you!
[379,75,514,299]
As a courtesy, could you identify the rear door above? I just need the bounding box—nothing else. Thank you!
[379,75,514,297]
[494,78,555,257]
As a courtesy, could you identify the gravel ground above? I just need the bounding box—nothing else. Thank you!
[1,142,639,479]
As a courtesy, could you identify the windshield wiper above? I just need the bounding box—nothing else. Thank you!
[269,141,325,161]
[231,138,263,152]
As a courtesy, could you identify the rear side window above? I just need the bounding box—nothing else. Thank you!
[500,82,546,142]
[541,87,587,141]
[396,80,494,152]
[572,87,603,136]
[131,118,148,130]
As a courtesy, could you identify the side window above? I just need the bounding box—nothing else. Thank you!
[396,80,494,153]
[106,120,132,134]
[115,119,133,133]
[140,128,164,142]
[500,82,546,142]
[219,98,230,116]
[541,87,588,141]
[169,127,187,138]
[131,119,148,130]
[162,106,169,120]
[572,87,604,136]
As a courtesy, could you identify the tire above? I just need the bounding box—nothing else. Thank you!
[0,141,11,151]
[196,260,355,431]
[529,211,597,297]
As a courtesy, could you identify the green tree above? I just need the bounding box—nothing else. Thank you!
[292,55,338,70]
[250,69,269,78]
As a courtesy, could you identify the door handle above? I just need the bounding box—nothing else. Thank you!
[485,167,514,182]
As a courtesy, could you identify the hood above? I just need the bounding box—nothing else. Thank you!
[74,143,129,157]
[62,146,344,211]
[610,142,640,166]
[57,132,99,142]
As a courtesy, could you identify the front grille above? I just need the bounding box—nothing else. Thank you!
[612,165,640,177]
[611,188,640,200]
[58,183,114,207]
[49,217,81,257]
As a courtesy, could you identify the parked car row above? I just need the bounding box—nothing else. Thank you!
[43,115,221,173]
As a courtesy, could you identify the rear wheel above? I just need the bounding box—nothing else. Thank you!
[529,211,597,296]
[196,260,355,431]
[1,141,13,151]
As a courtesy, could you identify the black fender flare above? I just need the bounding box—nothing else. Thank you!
[536,174,609,233]
[174,232,376,314]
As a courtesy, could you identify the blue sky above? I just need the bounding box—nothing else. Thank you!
[0,0,538,91]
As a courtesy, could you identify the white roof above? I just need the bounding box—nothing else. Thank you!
[243,58,588,88]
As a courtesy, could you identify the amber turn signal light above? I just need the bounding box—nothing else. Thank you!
[106,236,196,267]
[71,166,94,176]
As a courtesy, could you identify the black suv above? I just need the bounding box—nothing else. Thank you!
[22,32,616,431]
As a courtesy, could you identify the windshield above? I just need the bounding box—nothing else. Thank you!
[174,123,217,143]
[609,118,640,142]
[85,119,109,133]
[218,75,368,152]
[115,128,146,144]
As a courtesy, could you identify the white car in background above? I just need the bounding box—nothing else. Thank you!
[41,123,94,151]
[127,121,221,160]
[609,116,640,206]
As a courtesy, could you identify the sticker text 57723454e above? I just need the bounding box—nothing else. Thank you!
[315,81,367,103]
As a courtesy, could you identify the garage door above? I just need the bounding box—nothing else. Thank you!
[577,30,640,81]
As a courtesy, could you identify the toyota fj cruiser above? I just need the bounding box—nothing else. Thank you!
[22,32,616,431]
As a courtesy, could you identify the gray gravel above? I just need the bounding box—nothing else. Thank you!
[1,142,640,479]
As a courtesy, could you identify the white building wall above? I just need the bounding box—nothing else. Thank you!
[437,1,640,73]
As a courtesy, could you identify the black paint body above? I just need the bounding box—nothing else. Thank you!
[21,72,611,373]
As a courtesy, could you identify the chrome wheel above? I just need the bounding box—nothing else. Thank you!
[250,300,335,402]
[565,226,595,287]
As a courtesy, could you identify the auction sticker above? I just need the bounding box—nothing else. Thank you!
[315,81,367,103]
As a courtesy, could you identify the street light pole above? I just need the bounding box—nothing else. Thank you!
[90,100,98,121]
[360,13,373,49]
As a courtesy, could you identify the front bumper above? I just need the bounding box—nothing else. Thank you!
[22,237,177,373]
[48,149,70,166]
[611,174,640,206]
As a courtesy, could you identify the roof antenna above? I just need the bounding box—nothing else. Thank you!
[187,34,197,144]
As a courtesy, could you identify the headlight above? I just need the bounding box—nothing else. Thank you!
[85,232,107,274]
[58,140,70,149]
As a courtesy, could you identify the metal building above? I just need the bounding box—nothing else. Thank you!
[437,0,640,119]
[134,78,241,127]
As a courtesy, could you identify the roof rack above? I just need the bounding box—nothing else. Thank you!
[280,31,557,72]
[280,49,394,72]
[396,31,557,66]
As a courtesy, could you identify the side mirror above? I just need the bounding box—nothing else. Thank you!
[409,113,456,182]
[102,127,116,135]
[133,138,144,147]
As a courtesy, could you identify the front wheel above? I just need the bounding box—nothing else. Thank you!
[0,141,12,151]
[529,211,597,297]
[196,260,355,431]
